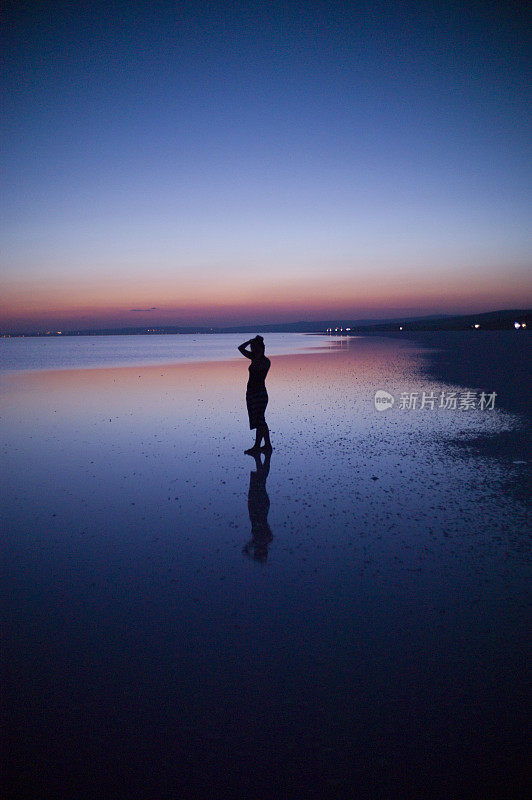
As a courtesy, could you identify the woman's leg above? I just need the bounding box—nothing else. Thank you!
[245,426,262,454]
[259,424,271,449]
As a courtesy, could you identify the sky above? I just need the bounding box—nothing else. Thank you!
[1,0,531,331]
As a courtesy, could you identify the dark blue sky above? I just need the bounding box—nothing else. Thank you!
[2,1,531,329]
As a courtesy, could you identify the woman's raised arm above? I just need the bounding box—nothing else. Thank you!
[238,339,253,358]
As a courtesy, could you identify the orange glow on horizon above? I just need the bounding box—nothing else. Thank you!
[1,267,530,330]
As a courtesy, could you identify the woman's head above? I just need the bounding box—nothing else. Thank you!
[250,335,265,355]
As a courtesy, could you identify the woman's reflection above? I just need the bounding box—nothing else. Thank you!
[242,450,273,562]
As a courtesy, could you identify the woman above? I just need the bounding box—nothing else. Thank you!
[238,335,272,453]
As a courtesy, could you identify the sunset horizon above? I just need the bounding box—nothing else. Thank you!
[2,299,531,334]
[2,2,530,333]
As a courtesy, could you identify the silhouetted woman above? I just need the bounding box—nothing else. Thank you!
[238,335,272,453]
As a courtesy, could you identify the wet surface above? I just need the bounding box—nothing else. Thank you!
[1,334,530,799]
[0,331,330,373]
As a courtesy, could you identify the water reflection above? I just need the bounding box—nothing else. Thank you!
[242,450,273,562]
[1,335,529,799]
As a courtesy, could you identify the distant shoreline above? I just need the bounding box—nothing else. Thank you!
[2,308,530,338]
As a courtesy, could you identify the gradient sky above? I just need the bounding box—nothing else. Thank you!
[1,0,531,331]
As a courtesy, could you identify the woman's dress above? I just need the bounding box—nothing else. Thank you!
[246,357,270,429]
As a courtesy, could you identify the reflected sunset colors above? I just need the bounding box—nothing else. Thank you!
[1,333,529,797]
[2,336,522,568]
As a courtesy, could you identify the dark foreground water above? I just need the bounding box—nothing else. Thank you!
[1,333,530,799]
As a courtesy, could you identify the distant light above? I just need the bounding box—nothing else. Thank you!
[399,326,403,330]
[346,327,351,331]
[514,322,521,329]
[522,322,527,328]
[474,323,480,329]
[335,328,338,331]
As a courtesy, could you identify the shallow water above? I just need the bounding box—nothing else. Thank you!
[0,331,331,373]
[1,335,529,798]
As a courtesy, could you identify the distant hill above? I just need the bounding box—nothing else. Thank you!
[336,308,530,332]
[1,309,530,337]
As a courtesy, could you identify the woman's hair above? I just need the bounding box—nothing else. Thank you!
[250,335,265,354]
